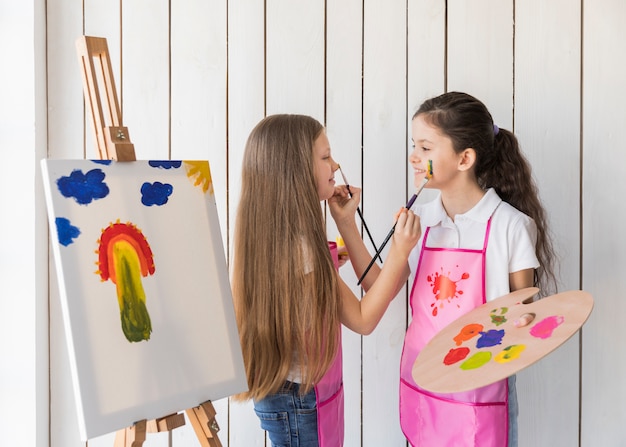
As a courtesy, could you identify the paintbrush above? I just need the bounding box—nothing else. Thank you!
[337,164,382,262]
[357,160,432,286]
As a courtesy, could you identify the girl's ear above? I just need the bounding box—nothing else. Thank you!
[458,148,477,172]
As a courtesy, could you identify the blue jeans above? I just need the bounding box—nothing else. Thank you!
[254,381,319,447]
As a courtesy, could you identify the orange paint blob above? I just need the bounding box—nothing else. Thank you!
[453,323,484,346]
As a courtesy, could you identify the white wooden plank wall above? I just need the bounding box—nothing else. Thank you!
[514,1,581,446]
[28,0,625,446]
[582,0,626,445]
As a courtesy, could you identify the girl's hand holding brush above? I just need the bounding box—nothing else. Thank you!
[328,184,362,228]
[353,207,420,292]
[391,208,422,257]
[329,185,378,277]
[329,186,420,290]
[357,160,432,285]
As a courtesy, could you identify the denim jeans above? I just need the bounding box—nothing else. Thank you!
[254,381,319,447]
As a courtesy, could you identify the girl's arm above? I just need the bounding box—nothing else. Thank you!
[509,268,534,292]
[329,187,420,334]
[328,186,410,291]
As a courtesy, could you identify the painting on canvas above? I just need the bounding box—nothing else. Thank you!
[41,159,247,440]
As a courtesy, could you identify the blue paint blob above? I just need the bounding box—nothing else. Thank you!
[55,217,81,246]
[56,168,110,205]
[476,329,505,348]
[141,181,173,206]
[149,160,181,169]
[91,160,112,165]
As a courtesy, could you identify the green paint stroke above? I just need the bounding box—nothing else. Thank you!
[114,240,152,342]
[460,351,492,370]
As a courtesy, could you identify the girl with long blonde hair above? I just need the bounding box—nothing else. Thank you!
[232,114,420,446]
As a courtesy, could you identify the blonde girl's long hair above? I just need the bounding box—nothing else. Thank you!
[414,92,558,296]
[232,114,340,401]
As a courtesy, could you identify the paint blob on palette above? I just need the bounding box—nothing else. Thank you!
[413,288,593,394]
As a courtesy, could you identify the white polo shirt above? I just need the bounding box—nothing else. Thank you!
[408,188,539,302]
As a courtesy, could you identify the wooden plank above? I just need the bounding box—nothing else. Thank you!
[448,0,513,126]
[121,0,170,160]
[581,0,626,444]
[170,0,228,250]
[407,0,445,206]
[326,0,364,444]
[84,0,122,159]
[266,0,324,119]
[514,0,581,445]
[226,0,267,445]
[46,1,90,446]
[169,1,229,443]
[362,0,407,444]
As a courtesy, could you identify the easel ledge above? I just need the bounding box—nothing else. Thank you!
[76,34,223,447]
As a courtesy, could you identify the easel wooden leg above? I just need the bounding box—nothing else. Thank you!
[113,420,147,447]
[113,413,186,447]
[186,401,222,447]
[147,413,186,432]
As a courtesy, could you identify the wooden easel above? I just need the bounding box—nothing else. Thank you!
[76,35,222,447]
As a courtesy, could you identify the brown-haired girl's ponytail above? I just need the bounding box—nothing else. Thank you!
[478,127,558,296]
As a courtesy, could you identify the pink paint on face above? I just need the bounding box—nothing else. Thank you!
[529,315,564,339]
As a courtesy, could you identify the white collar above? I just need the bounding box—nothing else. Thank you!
[420,188,502,227]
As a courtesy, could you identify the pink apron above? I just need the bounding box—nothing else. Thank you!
[314,342,344,446]
[399,219,508,446]
[313,242,345,446]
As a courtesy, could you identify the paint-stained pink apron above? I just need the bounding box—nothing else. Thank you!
[313,242,344,446]
[314,341,344,446]
[399,219,508,446]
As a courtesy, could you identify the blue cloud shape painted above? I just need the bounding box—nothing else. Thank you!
[141,181,173,206]
[56,217,81,246]
[149,161,182,169]
[56,169,110,205]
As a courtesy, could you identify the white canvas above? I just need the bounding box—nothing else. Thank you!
[41,159,247,440]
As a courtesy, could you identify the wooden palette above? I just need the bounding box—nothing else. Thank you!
[412,287,594,393]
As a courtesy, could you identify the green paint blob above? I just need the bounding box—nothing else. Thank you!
[460,351,492,370]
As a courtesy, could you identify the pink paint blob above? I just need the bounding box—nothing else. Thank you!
[529,315,564,339]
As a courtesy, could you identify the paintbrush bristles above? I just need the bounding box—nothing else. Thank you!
[338,164,350,187]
